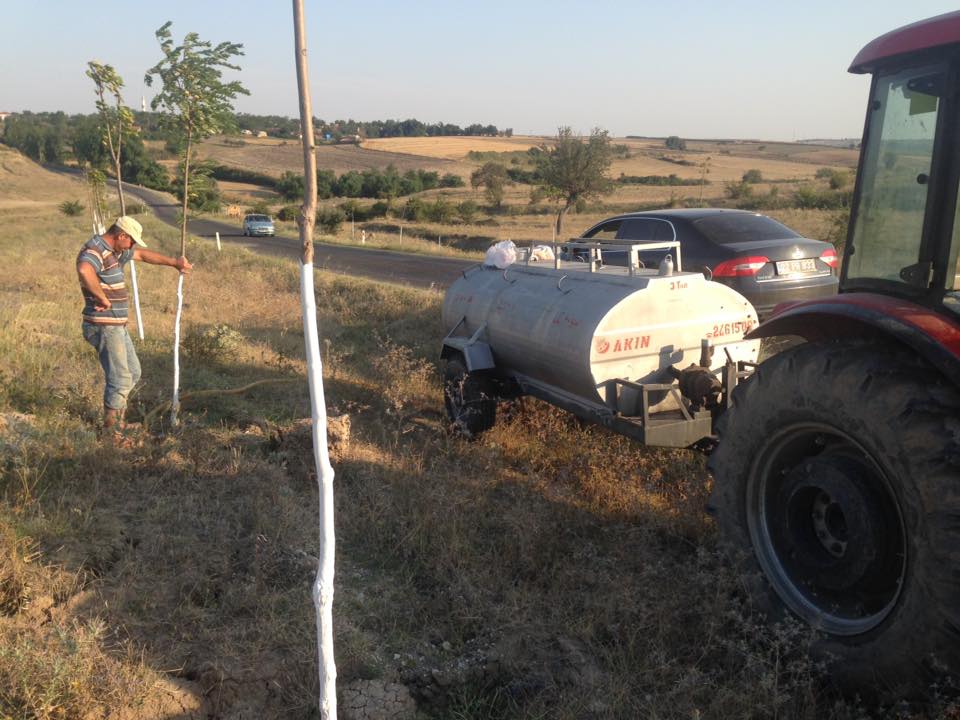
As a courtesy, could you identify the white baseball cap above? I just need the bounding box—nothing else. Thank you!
[115,216,147,247]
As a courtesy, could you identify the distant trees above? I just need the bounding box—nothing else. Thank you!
[2,112,67,163]
[534,127,615,237]
[665,135,687,151]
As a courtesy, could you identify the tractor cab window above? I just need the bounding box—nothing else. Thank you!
[847,65,943,287]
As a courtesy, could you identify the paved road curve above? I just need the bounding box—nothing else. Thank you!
[122,181,477,290]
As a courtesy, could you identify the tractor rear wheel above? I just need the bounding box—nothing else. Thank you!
[443,357,496,439]
[709,340,960,695]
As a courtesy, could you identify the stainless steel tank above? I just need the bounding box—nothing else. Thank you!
[442,263,759,406]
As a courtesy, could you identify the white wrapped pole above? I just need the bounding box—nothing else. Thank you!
[302,262,337,718]
[130,259,145,340]
[170,273,184,426]
[292,1,337,716]
[216,231,221,252]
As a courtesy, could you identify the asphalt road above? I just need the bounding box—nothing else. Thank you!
[74,174,477,290]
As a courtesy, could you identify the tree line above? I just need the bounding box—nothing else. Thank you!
[235,114,508,140]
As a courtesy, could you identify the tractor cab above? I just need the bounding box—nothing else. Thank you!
[845,12,960,316]
[750,12,960,384]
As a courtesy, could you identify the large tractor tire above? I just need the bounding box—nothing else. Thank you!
[443,357,497,439]
[709,340,960,695]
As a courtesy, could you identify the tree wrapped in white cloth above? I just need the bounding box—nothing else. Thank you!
[292,1,337,716]
[144,22,249,426]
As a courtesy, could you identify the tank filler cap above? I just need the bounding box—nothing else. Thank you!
[658,254,674,276]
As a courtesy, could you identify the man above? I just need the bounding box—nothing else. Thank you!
[76,216,192,437]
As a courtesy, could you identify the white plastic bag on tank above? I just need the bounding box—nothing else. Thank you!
[530,244,555,262]
[484,240,517,269]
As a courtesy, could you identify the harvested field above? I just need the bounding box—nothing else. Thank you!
[194,136,464,177]
[362,135,543,159]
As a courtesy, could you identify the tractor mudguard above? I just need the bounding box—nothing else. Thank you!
[748,293,960,386]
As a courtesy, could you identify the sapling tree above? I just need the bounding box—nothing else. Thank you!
[145,21,248,424]
[87,60,145,339]
[86,61,134,215]
[292,1,338,716]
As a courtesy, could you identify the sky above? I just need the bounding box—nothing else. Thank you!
[3,1,959,141]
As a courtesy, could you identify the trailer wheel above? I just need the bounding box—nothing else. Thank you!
[443,357,496,439]
[709,340,960,695]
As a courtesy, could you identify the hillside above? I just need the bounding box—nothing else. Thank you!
[0,144,85,208]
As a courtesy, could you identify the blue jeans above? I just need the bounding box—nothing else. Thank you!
[83,324,142,411]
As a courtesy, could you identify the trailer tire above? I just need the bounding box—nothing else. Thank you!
[709,340,960,696]
[443,357,496,439]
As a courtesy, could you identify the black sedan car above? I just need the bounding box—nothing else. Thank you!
[572,209,839,318]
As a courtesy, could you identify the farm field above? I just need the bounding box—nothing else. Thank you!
[0,147,954,718]
[184,133,857,259]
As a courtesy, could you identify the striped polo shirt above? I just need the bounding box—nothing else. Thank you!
[77,235,133,325]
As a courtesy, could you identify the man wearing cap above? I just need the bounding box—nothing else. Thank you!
[76,216,193,436]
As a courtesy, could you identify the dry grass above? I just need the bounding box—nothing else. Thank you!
[1,149,953,719]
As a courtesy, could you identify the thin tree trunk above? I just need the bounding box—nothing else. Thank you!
[293,1,337,717]
[171,133,192,426]
[555,201,571,239]
[115,154,126,215]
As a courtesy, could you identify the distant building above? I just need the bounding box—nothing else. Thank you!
[256,130,268,138]
[0,112,11,122]
[241,129,253,136]
[338,134,361,144]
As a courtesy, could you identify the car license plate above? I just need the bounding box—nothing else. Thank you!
[776,258,817,275]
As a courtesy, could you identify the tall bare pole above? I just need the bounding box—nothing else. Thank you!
[293,1,337,717]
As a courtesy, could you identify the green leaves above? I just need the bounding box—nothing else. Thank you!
[144,21,250,143]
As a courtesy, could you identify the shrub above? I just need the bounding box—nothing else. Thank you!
[276,205,299,222]
[316,207,345,234]
[369,201,390,218]
[245,201,272,216]
[828,170,850,190]
[825,209,850,249]
[210,164,277,188]
[124,201,148,215]
[59,200,83,216]
[742,169,763,183]
[426,197,455,224]
[725,181,754,200]
[402,197,428,222]
[792,185,852,210]
[665,135,687,151]
[457,200,479,224]
[181,324,244,363]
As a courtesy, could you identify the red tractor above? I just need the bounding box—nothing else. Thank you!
[709,12,960,694]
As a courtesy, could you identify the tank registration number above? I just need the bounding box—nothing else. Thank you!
[709,320,754,338]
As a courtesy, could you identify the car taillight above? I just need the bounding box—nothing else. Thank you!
[820,247,839,269]
[712,256,769,277]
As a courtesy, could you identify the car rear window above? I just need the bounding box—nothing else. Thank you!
[693,214,800,244]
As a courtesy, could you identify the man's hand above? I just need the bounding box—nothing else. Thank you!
[94,297,112,312]
[177,256,193,274]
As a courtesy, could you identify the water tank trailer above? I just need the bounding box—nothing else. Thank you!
[440,239,759,447]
